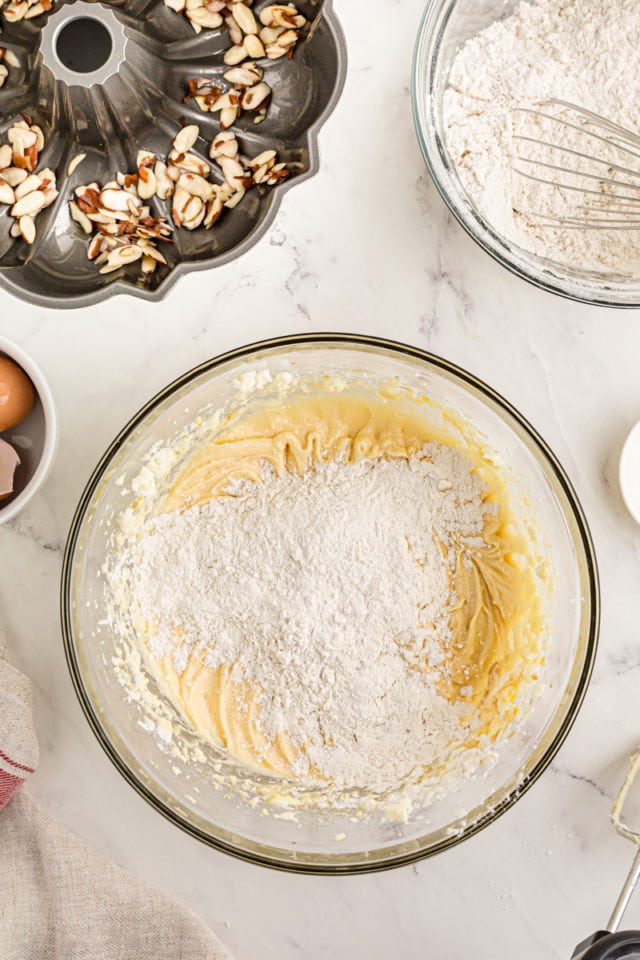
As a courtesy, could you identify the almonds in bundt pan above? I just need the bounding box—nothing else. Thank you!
[0,0,345,306]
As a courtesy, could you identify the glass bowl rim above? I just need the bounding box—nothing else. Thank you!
[60,333,600,874]
[411,0,640,309]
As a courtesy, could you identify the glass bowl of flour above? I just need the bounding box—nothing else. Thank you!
[413,0,640,306]
[61,335,598,873]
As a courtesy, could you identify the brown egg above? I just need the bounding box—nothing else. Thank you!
[0,356,35,432]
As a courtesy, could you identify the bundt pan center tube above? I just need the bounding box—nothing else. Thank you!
[0,0,346,306]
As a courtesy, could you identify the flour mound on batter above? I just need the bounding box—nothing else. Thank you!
[110,445,492,792]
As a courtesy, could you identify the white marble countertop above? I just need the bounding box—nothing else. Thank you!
[3,2,640,958]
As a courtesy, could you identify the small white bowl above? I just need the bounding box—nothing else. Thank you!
[0,335,57,524]
[619,420,640,528]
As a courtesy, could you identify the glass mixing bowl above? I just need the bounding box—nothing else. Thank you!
[412,0,640,307]
[61,335,599,873]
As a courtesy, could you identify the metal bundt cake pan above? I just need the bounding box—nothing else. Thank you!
[0,0,345,306]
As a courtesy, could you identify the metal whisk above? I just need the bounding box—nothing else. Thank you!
[511,99,640,230]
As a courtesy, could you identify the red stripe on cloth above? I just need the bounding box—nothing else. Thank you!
[0,745,35,775]
[0,767,25,810]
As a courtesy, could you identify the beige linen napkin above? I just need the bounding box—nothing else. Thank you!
[0,627,229,960]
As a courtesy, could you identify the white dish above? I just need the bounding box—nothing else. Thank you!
[619,421,640,527]
[0,334,58,524]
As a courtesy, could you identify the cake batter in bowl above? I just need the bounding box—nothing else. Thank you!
[61,335,598,873]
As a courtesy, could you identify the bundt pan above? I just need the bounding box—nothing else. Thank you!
[0,0,345,306]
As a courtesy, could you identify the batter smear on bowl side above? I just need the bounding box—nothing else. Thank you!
[107,390,546,809]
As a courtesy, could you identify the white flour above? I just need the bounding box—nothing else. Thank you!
[443,0,640,274]
[110,444,493,793]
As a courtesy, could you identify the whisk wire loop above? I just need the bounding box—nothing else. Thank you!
[511,99,640,229]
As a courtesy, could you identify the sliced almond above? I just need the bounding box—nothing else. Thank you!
[265,42,287,59]
[0,65,8,88]
[24,3,46,19]
[259,3,286,27]
[165,0,186,11]
[260,25,284,44]
[218,155,246,189]
[69,200,93,234]
[230,2,257,34]
[266,161,290,184]
[99,245,143,274]
[178,172,214,200]
[248,149,277,169]
[260,4,305,28]
[137,169,157,200]
[11,190,46,217]
[168,150,210,176]
[4,50,21,68]
[223,63,263,86]
[87,234,104,259]
[126,195,141,217]
[220,106,239,130]
[0,180,16,205]
[14,173,41,200]
[276,27,299,50]
[215,181,235,202]
[30,125,45,151]
[171,185,191,227]
[137,149,156,168]
[210,90,239,111]
[19,215,36,244]
[194,95,212,113]
[173,124,199,154]
[154,161,175,200]
[2,167,28,187]
[100,188,139,212]
[204,195,224,228]
[223,43,248,66]
[67,153,86,177]
[224,13,243,45]
[252,162,270,183]
[186,8,223,28]
[37,166,56,185]
[241,81,271,111]
[182,195,205,229]
[8,127,37,149]
[141,253,157,275]
[9,221,21,238]
[0,145,12,170]
[210,131,239,160]
[94,220,120,234]
[3,3,29,22]
[137,244,167,264]
[224,185,245,209]
[87,211,119,224]
[244,34,266,59]
[25,144,38,172]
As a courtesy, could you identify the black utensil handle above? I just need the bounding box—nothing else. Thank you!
[572,930,640,959]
